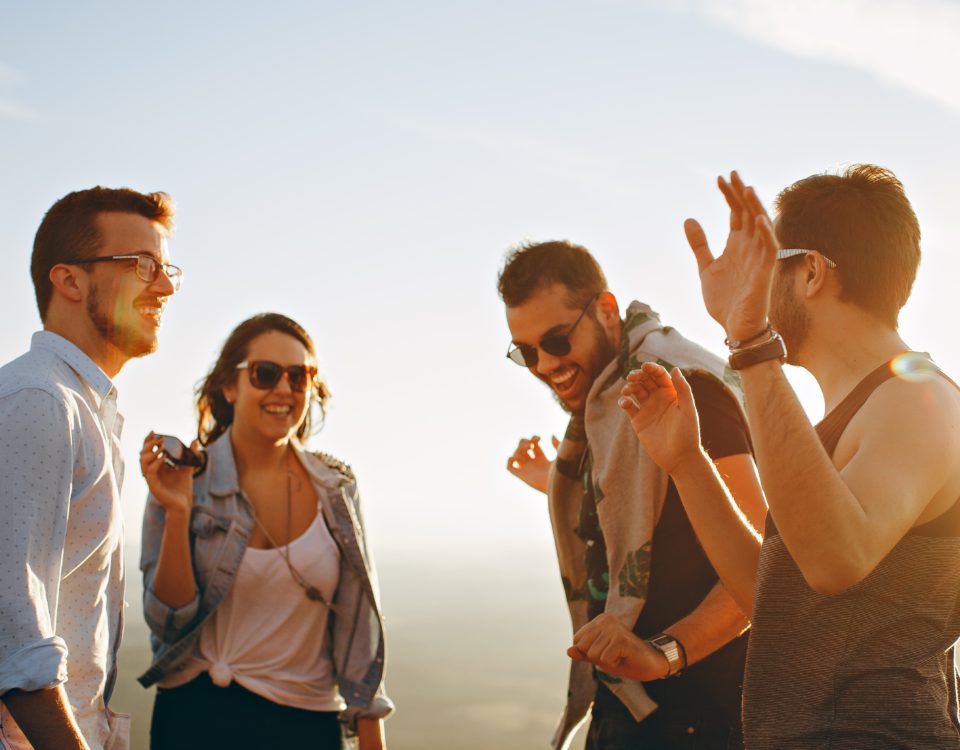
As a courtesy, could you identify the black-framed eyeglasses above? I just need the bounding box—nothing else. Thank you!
[64,254,183,292]
[506,293,600,368]
[236,361,318,393]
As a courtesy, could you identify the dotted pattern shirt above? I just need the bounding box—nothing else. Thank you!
[0,331,125,750]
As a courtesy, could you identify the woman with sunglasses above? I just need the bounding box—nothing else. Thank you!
[137,313,392,750]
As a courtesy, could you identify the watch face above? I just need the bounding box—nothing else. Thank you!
[649,634,684,676]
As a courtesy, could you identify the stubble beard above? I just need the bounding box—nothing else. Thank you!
[549,318,618,415]
[770,271,809,363]
[86,283,157,361]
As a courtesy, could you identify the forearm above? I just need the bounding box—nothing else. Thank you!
[151,509,197,608]
[3,685,89,750]
[357,717,386,750]
[739,361,867,586]
[671,450,762,615]
[661,582,749,667]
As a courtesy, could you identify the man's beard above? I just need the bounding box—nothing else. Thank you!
[549,318,618,415]
[86,283,156,359]
[770,271,809,362]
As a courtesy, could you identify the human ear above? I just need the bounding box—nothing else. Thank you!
[48,264,85,304]
[596,291,620,324]
[803,253,830,298]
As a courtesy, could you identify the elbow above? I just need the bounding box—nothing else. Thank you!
[142,587,200,643]
[801,554,872,596]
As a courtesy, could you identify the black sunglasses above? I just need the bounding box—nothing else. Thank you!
[236,361,318,393]
[506,293,600,368]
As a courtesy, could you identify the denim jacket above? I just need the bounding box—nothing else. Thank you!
[137,429,393,733]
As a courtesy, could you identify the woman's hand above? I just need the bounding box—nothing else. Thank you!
[140,432,195,518]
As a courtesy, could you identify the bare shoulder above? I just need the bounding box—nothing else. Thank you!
[838,371,960,520]
[843,372,960,453]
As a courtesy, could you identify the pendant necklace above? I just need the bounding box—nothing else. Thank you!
[249,449,333,609]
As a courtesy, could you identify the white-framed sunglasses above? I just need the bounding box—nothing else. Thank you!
[776,248,838,269]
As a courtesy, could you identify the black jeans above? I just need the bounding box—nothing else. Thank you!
[150,672,343,750]
[586,687,744,750]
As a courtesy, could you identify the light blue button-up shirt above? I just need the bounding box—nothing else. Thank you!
[0,331,126,750]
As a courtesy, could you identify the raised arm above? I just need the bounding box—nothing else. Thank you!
[139,432,199,641]
[506,434,559,494]
[569,373,765,677]
[687,171,960,593]
[737,360,959,593]
[619,363,763,613]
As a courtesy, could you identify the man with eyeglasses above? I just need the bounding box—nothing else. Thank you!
[582,165,960,748]
[0,187,180,750]
[499,240,765,749]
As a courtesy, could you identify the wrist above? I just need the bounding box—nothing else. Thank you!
[647,632,687,678]
[162,503,191,525]
[668,445,710,478]
[724,322,771,350]
[728,330,786,371]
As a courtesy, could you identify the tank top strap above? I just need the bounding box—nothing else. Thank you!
[815,359,899,457]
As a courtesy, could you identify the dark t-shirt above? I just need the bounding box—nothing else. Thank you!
[577,374,752,728]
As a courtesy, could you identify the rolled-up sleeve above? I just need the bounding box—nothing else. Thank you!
[0,389,74,695]
[340,690,396,730]
[140,495,200,642]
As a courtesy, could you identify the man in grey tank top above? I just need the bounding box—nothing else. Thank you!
[577,165,960,749]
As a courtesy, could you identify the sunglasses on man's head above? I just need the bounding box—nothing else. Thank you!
[506,293,599,368]
[236,361,318,393]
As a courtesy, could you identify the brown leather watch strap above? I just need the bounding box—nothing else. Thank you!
[728,331,787,370]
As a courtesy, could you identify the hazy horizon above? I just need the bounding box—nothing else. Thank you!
[113,550,588,750]
[2,1,959,748]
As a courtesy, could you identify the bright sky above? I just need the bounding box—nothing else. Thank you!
[2,0,959,569]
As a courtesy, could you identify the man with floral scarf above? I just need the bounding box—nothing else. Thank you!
[500,240,765,750]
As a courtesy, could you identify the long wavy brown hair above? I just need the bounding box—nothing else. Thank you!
[195,313,331,446]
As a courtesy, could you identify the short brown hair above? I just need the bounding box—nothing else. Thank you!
[31,187,176,320]
[195,313,331,446]
[775,165,920,327]
[498,240,608,308]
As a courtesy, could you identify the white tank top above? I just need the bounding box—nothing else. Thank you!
[161,507,345,712]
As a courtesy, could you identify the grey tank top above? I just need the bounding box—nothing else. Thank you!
[743,356,960,749]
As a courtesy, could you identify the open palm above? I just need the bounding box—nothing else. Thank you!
[618,363,702,475]
[685,172,780,342]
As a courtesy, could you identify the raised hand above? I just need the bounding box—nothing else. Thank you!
[685,171,780,342]
[506,435,559,494]
[140,432,194,517]
[618,363,702,475]
[567,613,668,681]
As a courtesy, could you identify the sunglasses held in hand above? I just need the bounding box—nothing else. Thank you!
[156,434,208,476]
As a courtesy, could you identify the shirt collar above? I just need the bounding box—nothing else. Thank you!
[31,330,117,405]
[206,427,342,497]
[206,428,241,497]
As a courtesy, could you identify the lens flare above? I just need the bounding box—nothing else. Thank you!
[889,352,939,383]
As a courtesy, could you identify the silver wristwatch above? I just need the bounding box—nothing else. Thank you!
[648,633,686,677]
